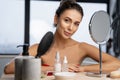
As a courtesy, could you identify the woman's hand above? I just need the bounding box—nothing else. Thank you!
[68,64,84,72]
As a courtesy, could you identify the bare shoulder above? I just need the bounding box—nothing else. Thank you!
[28,43,39,56]
[78,42,99,55]
[78,42,95,49]
[79,42,94,46]
[71,39,94,50]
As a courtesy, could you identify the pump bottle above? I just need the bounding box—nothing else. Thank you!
[62,56,68,72]
[54,51,61,73]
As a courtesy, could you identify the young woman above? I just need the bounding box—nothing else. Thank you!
[4,0,120,74]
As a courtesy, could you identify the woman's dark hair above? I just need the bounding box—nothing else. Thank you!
[54,0,84,26]
[57,0,84,17]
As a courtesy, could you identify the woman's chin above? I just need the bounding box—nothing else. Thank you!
[63,35,71,39]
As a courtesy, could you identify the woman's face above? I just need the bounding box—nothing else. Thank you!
[54,9,82,39]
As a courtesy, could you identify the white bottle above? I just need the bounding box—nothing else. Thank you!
[62,56,68,72]
[54,51,61,73]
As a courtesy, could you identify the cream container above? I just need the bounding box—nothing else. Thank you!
[54,72,76,80]
[110,70,120,78]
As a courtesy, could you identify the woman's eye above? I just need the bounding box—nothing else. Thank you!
[75,23,79,27]
[64,19,69,23]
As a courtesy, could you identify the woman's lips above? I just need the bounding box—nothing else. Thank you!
[64,31,71,36]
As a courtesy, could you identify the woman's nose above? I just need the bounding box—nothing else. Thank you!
[68,24,73,30]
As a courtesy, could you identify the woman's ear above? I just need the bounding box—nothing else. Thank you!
[54,14,58,26]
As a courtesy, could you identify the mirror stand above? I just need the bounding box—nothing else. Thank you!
[99,44,102,76]
[87,43,106,80]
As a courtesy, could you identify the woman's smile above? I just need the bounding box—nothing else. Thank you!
[64,31,72,37]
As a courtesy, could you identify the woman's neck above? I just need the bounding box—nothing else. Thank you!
[52,31,72,50]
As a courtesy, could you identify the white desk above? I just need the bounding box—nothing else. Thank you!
[1,72,119,80]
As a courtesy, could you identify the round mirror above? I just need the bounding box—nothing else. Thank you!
[89,11,111,44]
[89,10,111,75]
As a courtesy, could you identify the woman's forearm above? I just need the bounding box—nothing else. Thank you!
[81,61,120,73]
[81,64,111,73]
[41,66,54,73]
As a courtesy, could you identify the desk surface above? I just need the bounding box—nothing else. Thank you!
[1,72,120,80]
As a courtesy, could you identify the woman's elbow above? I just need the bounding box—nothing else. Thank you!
[4,65,14,74]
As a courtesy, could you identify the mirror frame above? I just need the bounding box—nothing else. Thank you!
[89,10,111,44]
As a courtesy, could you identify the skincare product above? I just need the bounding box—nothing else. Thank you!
[55,72,76,80]
[15,56,34,80]
[54,51,61,73]
[62,56,68,72]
